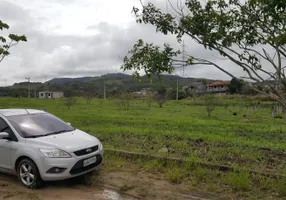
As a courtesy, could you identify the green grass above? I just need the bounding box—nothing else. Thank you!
[227,171,251,191]
[275,178,286,197]
[1,97,285,175]
[104,152,284,199]
[166,167,185,184]
[1,96,285,199]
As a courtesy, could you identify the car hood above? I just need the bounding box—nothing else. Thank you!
[25,129,99,152]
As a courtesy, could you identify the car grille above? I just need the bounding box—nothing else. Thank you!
[70,154,102,175]
[74,145,98,156]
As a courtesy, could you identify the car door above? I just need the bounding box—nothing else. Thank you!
[0,117,13,170]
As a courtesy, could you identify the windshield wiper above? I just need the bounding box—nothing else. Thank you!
[43,130,72,136]
[25,134,46,138]
[25,130,72,138]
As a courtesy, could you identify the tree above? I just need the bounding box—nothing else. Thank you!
[121,0,286,107]
[0,20,27,63]
[204,94,217,117]
[229,78,244,94]
[153,86,167,107]
[166,87,186,100]
[117,92,133,110]
[84,92,94,104]
[64,97,77,110]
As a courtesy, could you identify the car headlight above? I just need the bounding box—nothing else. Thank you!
[39,149,71,158]
[98,141,103,151]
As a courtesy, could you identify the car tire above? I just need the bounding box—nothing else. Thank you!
[17,159,42,189]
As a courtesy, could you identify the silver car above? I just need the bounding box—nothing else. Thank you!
[0,109,103,188]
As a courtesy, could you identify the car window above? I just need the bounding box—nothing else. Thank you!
[0,118,8,132]
[0,117,17,141]
[6,113,74,138]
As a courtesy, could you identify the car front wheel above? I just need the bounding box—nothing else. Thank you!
[17,159,42,189]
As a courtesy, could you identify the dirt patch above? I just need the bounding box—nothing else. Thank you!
[0,173,135,200]
[101,170,212,200]
[0,168,212,200]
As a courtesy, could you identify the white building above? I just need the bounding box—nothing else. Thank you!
[133,89,148,96]
[206,80,230,93]
[39,91,64,99]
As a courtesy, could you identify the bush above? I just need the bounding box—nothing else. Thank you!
[166,168,184,184]
[204,94,217,116]
[64,97,77,110]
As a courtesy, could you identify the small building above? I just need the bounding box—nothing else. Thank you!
[39,91,64,99]
[183,82,206,96]
[206,80,230,93]
[133,89,148,96]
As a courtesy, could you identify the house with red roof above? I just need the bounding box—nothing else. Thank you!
[206,80,230,93]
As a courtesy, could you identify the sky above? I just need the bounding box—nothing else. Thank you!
[0,0,248,86]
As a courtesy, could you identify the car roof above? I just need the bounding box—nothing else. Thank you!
[0,109,46,117]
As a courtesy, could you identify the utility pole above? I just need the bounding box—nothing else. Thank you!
[25,77,31,98]
[34,87,36,99]
[176,41,187,100]
[103,79,106,100]
[176,75,179,100]
[182,40,186,77]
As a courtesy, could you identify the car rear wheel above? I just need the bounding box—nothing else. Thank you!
[17,159,42,189]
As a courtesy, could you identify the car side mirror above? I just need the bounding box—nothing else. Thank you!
[0,132,9,140]
[66,122,71,126]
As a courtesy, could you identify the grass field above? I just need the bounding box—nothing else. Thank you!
[0,97,285,198]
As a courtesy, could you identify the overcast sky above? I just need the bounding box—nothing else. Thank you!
[0,0,248,85]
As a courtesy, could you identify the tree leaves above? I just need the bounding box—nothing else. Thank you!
[126,0,285,83]
[8,34,27,42]
[121,40,179,80]
[0,20,9,30]
[124,0,286,105]
[0,20,27,63]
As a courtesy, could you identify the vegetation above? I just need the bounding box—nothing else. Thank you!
[0,73,213,98]
[1,97,285,199]
[104,151,285,199]
[229,78,244,94]
[204,94,217,116]
[153,86,167,107]
[1,97,285,172]
[122,0,286,107]
[0,20,27,63]
[63,97,77,110]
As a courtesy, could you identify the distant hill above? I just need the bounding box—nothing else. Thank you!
[46,73,134,85]
[45,73,213,88]
[46,76,98,85]
[43,73,216,97]
[0,73,217,98]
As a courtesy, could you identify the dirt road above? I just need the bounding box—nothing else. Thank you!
[0,173,135,200]
[0,169,212,200]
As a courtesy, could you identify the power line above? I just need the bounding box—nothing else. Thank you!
[103,79,106,100]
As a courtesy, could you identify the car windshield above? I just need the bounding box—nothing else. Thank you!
[6,113,74,138]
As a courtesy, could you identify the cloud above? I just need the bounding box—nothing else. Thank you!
[1,0,272,86]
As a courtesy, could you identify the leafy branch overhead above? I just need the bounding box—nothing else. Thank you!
[122,0,286,106]
[0,20,27,63]
[122,39,180,80]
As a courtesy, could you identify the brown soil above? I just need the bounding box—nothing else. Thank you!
[0,168,213,200]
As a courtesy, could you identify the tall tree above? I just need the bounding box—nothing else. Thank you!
[122,0,286,107]
[229,78,244,94]
[0,20,27,63]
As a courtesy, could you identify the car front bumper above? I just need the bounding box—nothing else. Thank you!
[36,151,103,181]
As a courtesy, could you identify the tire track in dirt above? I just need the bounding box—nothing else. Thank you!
[0,169,212,200]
